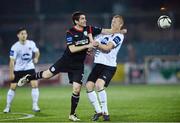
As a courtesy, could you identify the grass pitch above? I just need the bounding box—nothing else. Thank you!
[0,84,180,122]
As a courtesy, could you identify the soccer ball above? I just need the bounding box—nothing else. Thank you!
[157,15,172,29]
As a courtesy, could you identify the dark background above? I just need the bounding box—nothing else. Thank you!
[0,0,179,64]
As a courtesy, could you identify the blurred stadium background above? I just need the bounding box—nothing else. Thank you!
[0,0,180,85]
[0,0,180,122]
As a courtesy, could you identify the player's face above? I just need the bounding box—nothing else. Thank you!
[17,30,28,41]
[111,17,122,30]
[77,15,87,27]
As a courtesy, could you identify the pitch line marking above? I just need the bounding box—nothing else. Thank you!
[0,112,34,121]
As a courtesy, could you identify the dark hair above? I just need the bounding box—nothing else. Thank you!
[72,11,85,25]
[17,27,27,34]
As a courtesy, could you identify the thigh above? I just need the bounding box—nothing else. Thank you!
[98,66,117,87]
[87,64,102,83]
[68,67,84,85]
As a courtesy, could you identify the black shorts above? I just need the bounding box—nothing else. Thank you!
[12,69,36,83]
[87,64,117,87]
[49,58,84,85]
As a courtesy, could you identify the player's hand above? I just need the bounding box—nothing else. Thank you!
[87,48,93,55]
[9,73,15,81]
[92,41,99,48]
[33,58,38,64]
[86,43,94,49]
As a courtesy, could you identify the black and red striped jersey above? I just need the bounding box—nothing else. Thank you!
[61,26,102,67]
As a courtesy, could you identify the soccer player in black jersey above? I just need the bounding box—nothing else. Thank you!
[18,11,121,121]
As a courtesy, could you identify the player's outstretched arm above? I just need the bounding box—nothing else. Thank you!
[101,28,127,34]
[68,43,94,53]
[98,42,114,52]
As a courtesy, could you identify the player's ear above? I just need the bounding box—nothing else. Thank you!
[75,20,78,25]
[17,33,19,38]
[119,23,123,28]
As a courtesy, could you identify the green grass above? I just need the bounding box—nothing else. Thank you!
[0,84,180,122]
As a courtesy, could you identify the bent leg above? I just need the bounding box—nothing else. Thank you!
[86,81,102,114]
[29,69,54,81]
[96,79,109,115]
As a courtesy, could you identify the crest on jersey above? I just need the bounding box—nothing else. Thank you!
[83,31,87,36]
[50,67,55,72]
[74,35,79,37]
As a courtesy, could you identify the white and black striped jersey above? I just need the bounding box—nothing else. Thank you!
[94,33,124,67]
[10,40,39,71]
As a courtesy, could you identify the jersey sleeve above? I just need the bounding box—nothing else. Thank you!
[110,34,124,47]
[87,26,102,36]
[9,45,17,59]
[66,31,74,45]
[32,41,39,52]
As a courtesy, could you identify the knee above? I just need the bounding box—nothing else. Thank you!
[95,79,105,91]
[31,81,38,88]
[73,86,81,95]
[95,83,104,91]
[43,70,53,79]
[10,83,17,90]
[86,81,95,92]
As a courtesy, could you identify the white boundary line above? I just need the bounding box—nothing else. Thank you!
[0,112,34,121]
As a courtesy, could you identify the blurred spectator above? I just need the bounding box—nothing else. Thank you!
[127,43,136,63]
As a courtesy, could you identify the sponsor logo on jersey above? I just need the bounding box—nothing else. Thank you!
[10,50,14,56]
[94,26,100,29]
[101,37,109,44]
[75,39,89,45]
[21,53,31,61]
[102,75,107,79]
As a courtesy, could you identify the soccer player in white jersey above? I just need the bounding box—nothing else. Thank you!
[3,27,40,113]
[86,15,125,121]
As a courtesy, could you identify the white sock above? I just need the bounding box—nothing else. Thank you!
[87,91,102,113]
[31,88,39,107]
[98,89,108,115]
[6,89,15,108]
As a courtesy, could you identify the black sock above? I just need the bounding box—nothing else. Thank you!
[70,93,80,115]
[28,71,43,81]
